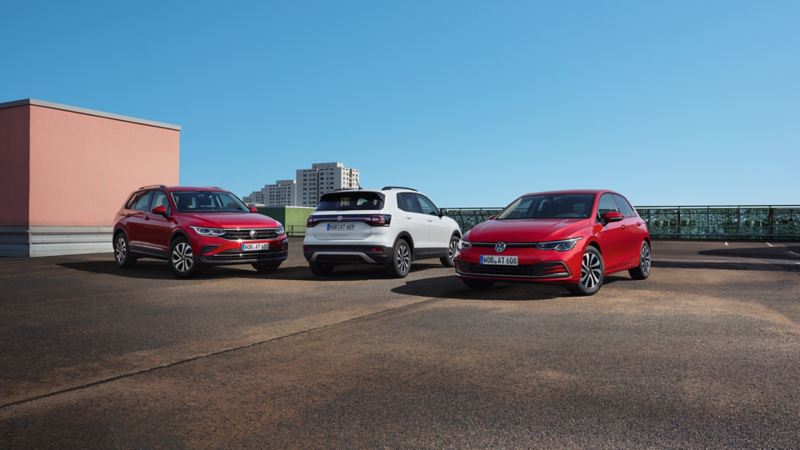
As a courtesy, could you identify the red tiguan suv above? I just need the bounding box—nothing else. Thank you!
[113,185,288,278]
[455,190,651,295]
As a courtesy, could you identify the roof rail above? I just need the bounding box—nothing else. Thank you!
[381,186,417,191]
[138,184,167,189]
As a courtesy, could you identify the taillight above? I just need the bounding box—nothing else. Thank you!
[368,214,392,227]
[307,215,320,227]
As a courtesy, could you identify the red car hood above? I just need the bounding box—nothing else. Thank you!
[466,218,590,242]
[180,212,281,228]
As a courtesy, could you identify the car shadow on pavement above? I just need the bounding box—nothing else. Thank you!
[57,260,446,281]
[391,275,569,301]
[263,262,444,281]
[698,246,800,261]
[58,260,306,280]
[653,260,798,273]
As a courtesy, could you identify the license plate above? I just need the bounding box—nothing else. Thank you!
[242,242,269,252]
[326,223,355,231]
[480,255,519,266]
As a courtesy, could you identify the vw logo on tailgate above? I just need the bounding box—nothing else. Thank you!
[495,242,507,253]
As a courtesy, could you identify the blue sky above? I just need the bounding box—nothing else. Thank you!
[1,0,798,207]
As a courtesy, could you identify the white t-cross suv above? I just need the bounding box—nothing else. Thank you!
[303,187,462,277]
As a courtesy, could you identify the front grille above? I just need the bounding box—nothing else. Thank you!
[457,261,570,278]
[222,228,279,240]
[204,248,286,261]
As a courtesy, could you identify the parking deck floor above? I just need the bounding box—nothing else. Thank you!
[1,240,799,448]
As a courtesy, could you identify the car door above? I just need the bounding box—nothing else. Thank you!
[595,193,627,272]
[613,194,646,268]
[415,194,451,251]
[125,190,154,249]
[142,190,174,255]
[396,193,431,249]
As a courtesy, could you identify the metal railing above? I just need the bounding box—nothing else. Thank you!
[441,205,800,241]
[286,225,307,237]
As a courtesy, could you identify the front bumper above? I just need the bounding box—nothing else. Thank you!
[455,245,581,283]
[196,235,289,265]
[303,244,393,265]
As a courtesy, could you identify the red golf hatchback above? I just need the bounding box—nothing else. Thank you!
[455,190,651,295]
[113,185,288,278]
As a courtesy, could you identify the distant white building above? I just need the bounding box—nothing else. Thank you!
[296,162,360,207]
[243,189,265,206]
[264,179,298,207]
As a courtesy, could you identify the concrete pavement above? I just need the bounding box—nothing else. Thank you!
[1,239,799,448]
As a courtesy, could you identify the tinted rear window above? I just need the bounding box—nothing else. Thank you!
[316,192,384,211]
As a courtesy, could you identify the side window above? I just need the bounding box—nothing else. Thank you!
[125,191,143,209]
[613,194,636,217]
[131,190,154,212]
[597,194,619,216]
[416,194,440,216]
[397,193,421,213]
[151,191,170,214]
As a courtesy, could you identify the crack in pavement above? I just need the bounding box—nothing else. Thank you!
[0,297,441,411]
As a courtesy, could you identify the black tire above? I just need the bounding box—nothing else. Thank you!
[113,232,137,268]
[629,240,652,280]
[252,262,281,273]
[388,238,412,278]
[169,236,200,278]
[440,234,460,267]
[568,246,604,296]
[309,262,335,276]
[461,278,495,290]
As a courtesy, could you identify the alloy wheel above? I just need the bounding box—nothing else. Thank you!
[115,236,126,264]
[640,243,651,276]
[580,251,602,290]
[172,242,194,273]
[448,238,458,263]
[396,242,411,275]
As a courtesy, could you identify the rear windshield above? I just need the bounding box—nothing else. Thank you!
[316,192,384,211]
[171,191,249,213]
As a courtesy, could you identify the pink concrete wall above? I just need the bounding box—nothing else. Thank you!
[28,105,180,227]
[0,106,30,226]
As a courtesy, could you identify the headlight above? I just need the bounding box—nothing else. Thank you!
[275,225,285,235]
[535,237,581,252]
[457,239,472,250]
[190,226,226,237]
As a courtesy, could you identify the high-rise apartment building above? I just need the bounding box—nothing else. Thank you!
[264,179,297,207]
[296,162,360,207]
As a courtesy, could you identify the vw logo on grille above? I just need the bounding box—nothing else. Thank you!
[337,215,343,222]
[249,230,257,239]
[495,242,507,253]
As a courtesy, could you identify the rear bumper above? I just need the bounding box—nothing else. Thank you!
[303,244,393,265]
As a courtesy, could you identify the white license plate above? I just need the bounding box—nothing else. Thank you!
[326,223,355,231]
[480,255,519,266]
[242,242,269,252]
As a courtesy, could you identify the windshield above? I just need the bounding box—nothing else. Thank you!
[496,194,595,220]
[316,192,384,211]
[171,191,249,213]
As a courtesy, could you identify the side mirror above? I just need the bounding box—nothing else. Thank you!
[603,211,624,223]
[151,205,168,216]
[487,215,497,220]
[249,206,258,213]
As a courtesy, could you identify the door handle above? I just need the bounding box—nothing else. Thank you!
[621,224,626,229]
[406,216,412,220]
